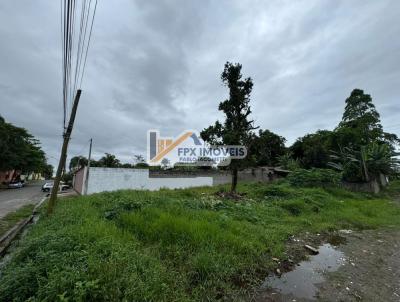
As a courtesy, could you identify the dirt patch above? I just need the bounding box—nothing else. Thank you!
[215,191,246,200]
[317,229,400,302]
[255,228,400,301]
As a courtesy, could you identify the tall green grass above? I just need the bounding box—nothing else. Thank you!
[0,181,399,301]
[0,204,34,237]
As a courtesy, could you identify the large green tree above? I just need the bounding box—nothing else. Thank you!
[0,116,49,178]
[336,89,398,148]
[290,130,335,169]
[42,164,54,179]
[98,153,121,168]
[333,89,399,181]
[69,156,88,172]
[290,89,399,180]
[248,129,286,166]
[201,62,257,192]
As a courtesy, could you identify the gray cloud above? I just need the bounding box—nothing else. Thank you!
[1,0,399,167]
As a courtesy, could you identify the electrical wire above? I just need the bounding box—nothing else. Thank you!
[71,139,91,158]
[79,0,98,87]
[61,0,98,132]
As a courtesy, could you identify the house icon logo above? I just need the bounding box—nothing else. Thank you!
[147,129,247,166]
[148,130,201,164]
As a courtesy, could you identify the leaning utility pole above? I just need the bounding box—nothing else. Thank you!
[47,90,82,214]
[84,138,92,195]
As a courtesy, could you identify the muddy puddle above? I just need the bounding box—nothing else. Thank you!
[260,243,346,300]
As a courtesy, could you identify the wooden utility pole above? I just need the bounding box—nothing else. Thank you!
[47,89,82,214]
[84,138,92,195]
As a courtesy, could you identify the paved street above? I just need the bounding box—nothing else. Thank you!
[0,180,47,218]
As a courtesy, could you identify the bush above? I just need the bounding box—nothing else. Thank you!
[287,168,342,187]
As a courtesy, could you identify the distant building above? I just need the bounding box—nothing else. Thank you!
[0,170,17,183]
[0,170,44,183]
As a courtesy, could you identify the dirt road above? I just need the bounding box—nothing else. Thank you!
[317,229,400,302]
[257,228,400,302]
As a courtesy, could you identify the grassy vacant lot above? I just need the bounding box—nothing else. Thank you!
[0,181,399,301]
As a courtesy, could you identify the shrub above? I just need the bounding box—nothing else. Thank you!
[277,152,300,170]
[287,168,342,187]
[280,200,304,216]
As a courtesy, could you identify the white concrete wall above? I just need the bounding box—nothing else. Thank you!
[87,167,213,194]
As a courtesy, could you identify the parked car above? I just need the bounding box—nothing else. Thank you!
[8,180,25,189]
[41,181,69,192]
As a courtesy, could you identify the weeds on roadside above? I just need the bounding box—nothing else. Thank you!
[1,181,399,301]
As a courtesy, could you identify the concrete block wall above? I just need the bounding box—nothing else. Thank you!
[74,166,283,195]
[86,167,213,194]
[341,180,381,194]
[149,167,278,186]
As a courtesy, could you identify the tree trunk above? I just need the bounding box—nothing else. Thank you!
[231,167,238,193]
[360,146,369,182]
[361,157,369,182]
[10,170,16,182]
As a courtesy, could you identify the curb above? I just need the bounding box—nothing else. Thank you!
[0,196,47,256]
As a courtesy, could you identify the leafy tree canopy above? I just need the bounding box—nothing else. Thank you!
[0,115,50,175]
[98,153,121,168]
[69,156,88,171]
[290,89,399,181]
[337,89,398,148]
[247,129,286,166]
[290,130,335,169]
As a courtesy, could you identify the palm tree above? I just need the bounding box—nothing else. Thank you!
[329,143,399,182]
[99,153,120,168]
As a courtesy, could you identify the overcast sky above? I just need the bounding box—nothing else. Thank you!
[1,0,399,167]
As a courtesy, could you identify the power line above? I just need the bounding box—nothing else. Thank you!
[61,0,98,132]
[72,0,88,95]
[80,0,98,87]
[60,0,64,130]
[71,139,91,158]
[49,0,98,213]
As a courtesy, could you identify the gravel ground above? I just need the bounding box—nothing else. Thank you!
[316,229,400,302]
